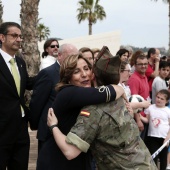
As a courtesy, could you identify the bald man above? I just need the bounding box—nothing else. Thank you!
[29,43,78,151]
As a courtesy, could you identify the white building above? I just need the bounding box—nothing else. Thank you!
[38,30,121,57]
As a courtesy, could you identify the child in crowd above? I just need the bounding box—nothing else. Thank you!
[152,61,170,104]
[140,89,170,170]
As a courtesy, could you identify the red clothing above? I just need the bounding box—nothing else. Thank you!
[128,71,149,99]
[128,71,150,116]
[145,64,154,92]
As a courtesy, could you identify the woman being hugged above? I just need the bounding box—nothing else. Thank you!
[37,52,126,170]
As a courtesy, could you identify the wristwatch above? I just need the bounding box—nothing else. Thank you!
[49,124,58,133]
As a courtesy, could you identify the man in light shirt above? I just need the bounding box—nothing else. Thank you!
[39,38,59,70]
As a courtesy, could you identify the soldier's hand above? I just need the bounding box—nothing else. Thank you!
[125,102,134,117]
[47,108,58,127]
[122,92,128,103]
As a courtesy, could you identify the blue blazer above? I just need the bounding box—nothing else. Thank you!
[29,62,60,141]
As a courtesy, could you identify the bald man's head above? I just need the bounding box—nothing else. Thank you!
[58,44,78,64]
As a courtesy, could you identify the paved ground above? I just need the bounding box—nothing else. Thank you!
[28,128,38,170]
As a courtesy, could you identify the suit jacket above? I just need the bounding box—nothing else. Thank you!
[29,62,60,141]
[0,54,35,145]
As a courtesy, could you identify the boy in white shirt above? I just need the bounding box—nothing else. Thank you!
[152,61,170,103]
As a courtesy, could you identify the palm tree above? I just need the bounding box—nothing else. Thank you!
[20,0,40,76]
[37,23,50,42]
[153,0,170,53]
[77,0,106,35]
[20,0,40,105]
[0,0,3,25]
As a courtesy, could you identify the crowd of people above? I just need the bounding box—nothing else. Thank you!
[0,21,170,170]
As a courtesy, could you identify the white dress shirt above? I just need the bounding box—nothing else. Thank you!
[39,55,57,70]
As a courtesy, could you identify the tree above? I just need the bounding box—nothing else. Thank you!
[20,0,40,76]
[20,0,40,105]
[0,0,3,25]
[37,23,50,42]
[153,0,170,53]
[77,0,106,35]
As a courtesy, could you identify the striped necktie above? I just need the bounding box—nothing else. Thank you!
[9,58,20,95]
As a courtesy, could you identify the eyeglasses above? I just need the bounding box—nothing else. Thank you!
[4,33,23,39]
[50,45,59,48]
[135,63,148,66]
[123,70,131,73]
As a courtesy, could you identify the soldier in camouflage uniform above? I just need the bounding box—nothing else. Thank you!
[66,98,157,169]
[47,46,158,170]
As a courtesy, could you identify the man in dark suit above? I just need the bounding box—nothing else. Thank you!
[0,22,35,170]
[29,43,78,151]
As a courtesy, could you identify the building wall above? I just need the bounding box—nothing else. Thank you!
[38,30,121,57]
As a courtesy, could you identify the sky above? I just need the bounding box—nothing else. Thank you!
[2,0,169,49]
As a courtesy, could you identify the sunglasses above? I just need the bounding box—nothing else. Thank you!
[50,45,59,48]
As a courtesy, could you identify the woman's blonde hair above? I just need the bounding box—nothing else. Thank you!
[56,53,92,91]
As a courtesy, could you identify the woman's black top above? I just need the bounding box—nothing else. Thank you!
[37,85,116,170]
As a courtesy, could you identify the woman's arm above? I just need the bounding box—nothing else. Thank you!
[55,85,125,109]
[47,108,81,160]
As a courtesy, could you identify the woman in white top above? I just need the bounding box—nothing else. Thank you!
[119,61,150,116]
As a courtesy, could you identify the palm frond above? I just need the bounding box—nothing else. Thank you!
[76,0,106,34]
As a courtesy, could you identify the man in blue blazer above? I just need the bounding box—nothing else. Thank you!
[0,22,35,170]
[29,43,78,151]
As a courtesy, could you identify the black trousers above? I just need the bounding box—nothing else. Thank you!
[0,118,30,170]
[146,136,168,170]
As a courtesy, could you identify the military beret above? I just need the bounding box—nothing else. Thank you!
[94,46,121,74]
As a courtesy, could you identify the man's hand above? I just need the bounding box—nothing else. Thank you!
[155,56,160,63]
[47,108,58,127]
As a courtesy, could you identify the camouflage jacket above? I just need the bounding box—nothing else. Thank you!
[66,97,157,170]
